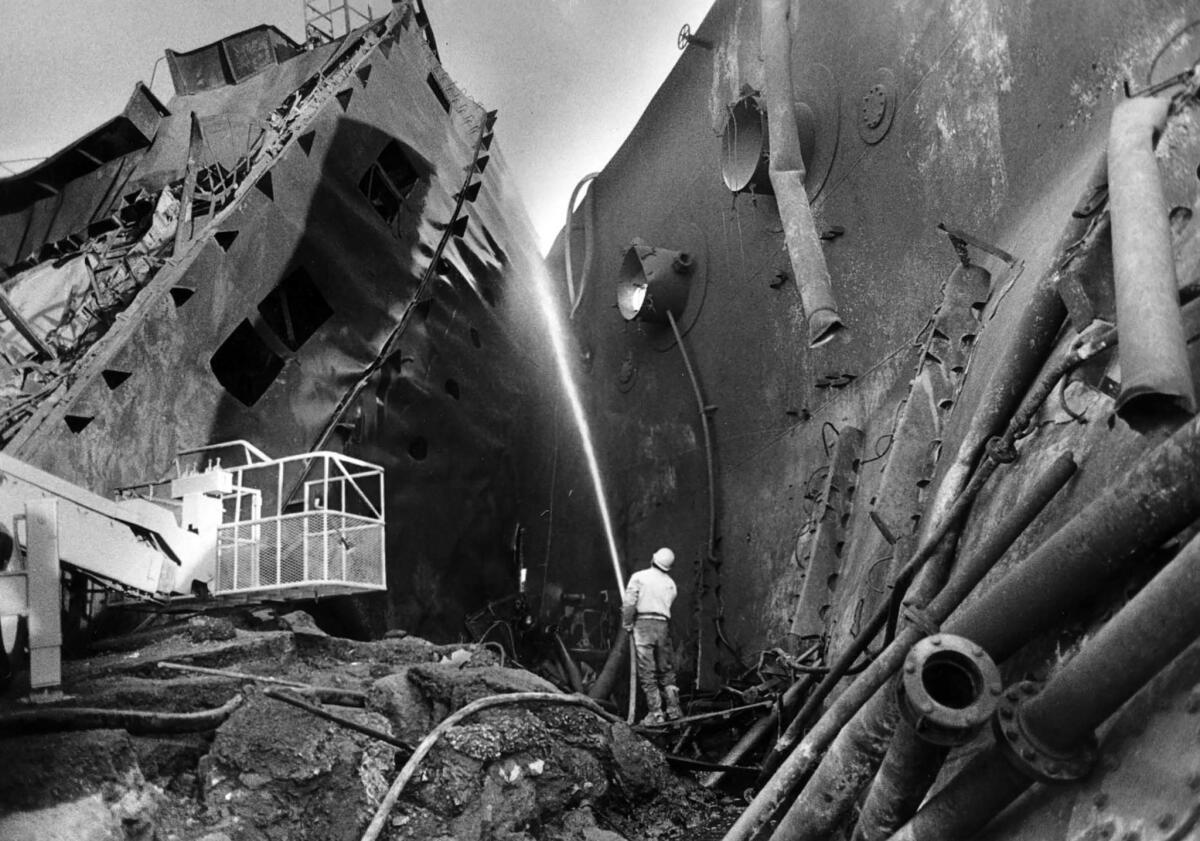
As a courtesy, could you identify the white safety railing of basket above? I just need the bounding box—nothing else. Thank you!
[211,451,386,598]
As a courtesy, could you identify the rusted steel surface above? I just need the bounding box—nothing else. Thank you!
[869,263,991,549]
[790,426,864,640]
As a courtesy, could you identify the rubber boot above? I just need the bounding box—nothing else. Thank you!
[640,685,664,725]
[664,684,683,721]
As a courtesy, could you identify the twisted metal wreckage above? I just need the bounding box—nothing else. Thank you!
[0,0,549,663]
[2,1,1200,840]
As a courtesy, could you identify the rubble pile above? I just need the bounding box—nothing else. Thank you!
[0,611,737,841]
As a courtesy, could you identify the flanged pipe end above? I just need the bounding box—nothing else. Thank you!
[898,633,1003,746]
[993,680,1099,783]
[808,308,846,348]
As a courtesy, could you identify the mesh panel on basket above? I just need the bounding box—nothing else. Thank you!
[212,462,384,595]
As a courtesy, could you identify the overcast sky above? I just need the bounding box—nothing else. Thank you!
[0,0,714,252]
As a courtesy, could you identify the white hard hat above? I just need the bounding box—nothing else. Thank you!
[652,547,675,571]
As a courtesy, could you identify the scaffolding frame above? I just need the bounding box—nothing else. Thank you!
[304,0,374,44]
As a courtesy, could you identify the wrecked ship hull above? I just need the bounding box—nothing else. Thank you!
[0,5,552,639]
[528,0,1200,839]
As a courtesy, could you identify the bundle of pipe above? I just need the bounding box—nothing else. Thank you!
[849,94,1199,839]
[719,449,1074,841]
[765,374,1200,841]
[723,149,1111,841]
[1109,96,1196,420]
[760,0,843,347]
[703,671,818,789]
[886,524,1200,841]
[754,328,1109,832]
[759,454,1076,841]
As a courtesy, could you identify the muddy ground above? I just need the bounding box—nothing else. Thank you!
[0,611,742,841]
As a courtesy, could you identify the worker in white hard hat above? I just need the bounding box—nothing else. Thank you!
[621,546,683,724]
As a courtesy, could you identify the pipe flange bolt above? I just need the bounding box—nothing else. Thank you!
[898,633,1003,746]
[993,680,1099,783]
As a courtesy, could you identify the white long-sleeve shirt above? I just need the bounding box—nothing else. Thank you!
[622,565,677,623]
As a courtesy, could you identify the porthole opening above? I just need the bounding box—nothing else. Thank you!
[409,437,428,460]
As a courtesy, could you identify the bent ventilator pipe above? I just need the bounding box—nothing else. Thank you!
[761,0,844,348]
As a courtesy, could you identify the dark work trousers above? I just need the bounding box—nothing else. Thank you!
[633,616,676,711]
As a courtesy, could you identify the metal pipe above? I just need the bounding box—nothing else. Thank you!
[888,526,1200,841]
[264,688,414,752]
[1022,529,1200,753]
[760,0,843,347]
[853,719,948,841]
[849,635,1001,841]
[789,332,1110,841]
[764,528,965,841]
[783,328,1109,840]
[786,334,1194,840]
[1109,96,1196,419]
[731,452,1075,841]
[756,469,976,787]
[883,745,1032,841]
[702,673,817,788]
[668,309,717,689]
[554,632,585,694]
[893,634,1001,747]
[946,411,1200,661]
[586,624,628,701]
